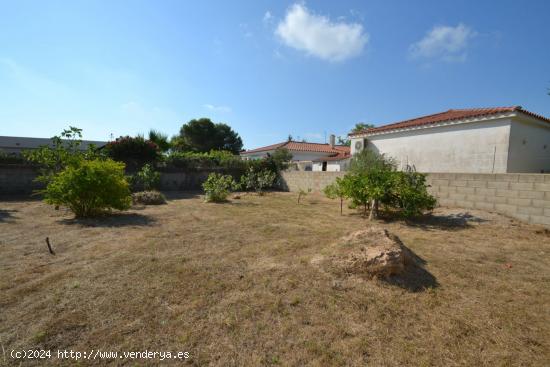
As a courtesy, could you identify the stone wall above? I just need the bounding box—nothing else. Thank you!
[279,170,550,227]
[279,171,345,192]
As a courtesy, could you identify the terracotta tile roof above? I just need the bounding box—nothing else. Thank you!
[242,141,350,155]
[312,151,352,162]
[349,106,550,136]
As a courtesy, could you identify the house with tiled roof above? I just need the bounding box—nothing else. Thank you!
[349,106,550,173]
[240,135,351,171]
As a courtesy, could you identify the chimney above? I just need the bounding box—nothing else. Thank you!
[329,134,335,148]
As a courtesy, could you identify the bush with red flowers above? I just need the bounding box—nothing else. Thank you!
[105,136,160,171]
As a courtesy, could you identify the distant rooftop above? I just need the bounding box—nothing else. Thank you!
[242,140,350,155]
[349,106,550,136]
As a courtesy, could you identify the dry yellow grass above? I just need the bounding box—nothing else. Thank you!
[1,192,550,366]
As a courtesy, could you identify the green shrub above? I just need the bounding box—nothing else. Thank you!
[392,171,437,217]
[132,164,160,191]
[44,159,131,217]
[239,168,276,195]
[202,173,236,202]
[165,150,247,173]
[132,190,166,205]
[334,150,435,219]
[105,136,159,170]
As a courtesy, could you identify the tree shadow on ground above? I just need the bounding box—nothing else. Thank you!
[0,209,18,222]
[162,191,202,201]
[378,238,439,292]
[402,212,488,231]
[58,212,156,227]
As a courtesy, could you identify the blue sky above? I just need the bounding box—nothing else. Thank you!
[1,0,549,149]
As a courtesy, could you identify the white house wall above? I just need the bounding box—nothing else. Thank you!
[241,150,332,162]
[507,118,550,173]
[351,118,512,173]
[312,161,345,172]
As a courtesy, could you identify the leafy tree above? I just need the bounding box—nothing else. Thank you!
[105,136,160,170]
[323,178,346,215]
[44,159,131,217]
[349,149,396,175]
[339,173,372,217]
[337,136,351,146]
[351,122,375,134]
[336,151,434,219]
[148,129,171,152]
[23,126,101,183]
[174,118,243,154]
[268,148,293,171]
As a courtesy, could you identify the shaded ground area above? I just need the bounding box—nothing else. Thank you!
[1,192,549,366]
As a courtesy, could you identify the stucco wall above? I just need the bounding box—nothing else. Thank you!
[279,170,550,228]
[351,118,512,173]
[507,119,550,173]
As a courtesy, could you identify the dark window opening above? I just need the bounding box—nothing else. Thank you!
[322,161,327,171]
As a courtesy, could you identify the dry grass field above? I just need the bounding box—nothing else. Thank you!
[1,192,550,366]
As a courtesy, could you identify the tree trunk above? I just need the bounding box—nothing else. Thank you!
[340,197,343,215]
[369,199,378,220]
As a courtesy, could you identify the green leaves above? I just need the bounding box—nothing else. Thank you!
[202,173,236,202]
[324,153,436,218]
[44,159,131,217]
[23,126,101,184]
[133,164,160,191]
[175,118,243,154]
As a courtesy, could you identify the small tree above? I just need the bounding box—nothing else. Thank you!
[269,148,293,171]
[44,159,131,217]
[297,187,312,204]
[202,173,236,202]
[133,164,161,191]
[23,126,100,183]
[323,178,346,214]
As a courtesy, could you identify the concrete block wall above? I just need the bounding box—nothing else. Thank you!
[0,164,42,195]
[279,171,345,192]
[280,170,550,228]
[426,173,550,227]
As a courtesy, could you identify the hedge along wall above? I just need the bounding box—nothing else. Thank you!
[0,164,242,195]
[279,171,550,228]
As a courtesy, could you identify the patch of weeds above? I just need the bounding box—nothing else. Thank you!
[33,330,47,344]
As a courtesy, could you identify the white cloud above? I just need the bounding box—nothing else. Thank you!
[410,23,475,62]
[203,104,232,113]
[275,3,368,62]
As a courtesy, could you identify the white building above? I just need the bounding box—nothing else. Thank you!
[240,135,350,171]
[349,106,550,173]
